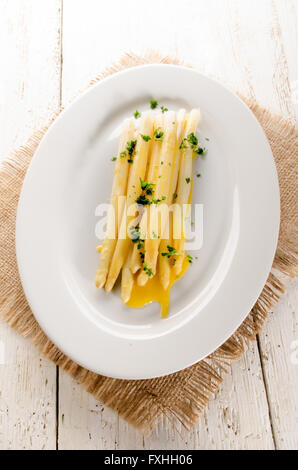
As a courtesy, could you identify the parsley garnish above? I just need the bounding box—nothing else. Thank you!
[134,110,141,119]
[111,157,117,161]
[143,263,153,277]
[135,178,156,205]
[161,245,179,259]
[186,132,198,148]
[130,226,145,249]
[126,139,137,156]
[154,128,164,141]
[139,178,155,195]
[173,193,178,199]
[179,133,208,156]
[150,99,158,109]
[186,254,193,264]
[185,177,191,184]
[136,194,151,205]
[179,139,188,150]
[161,106,168,113]
[140,134,151,142]
[152,196,166,204]
[196,173,201,178]
[120,151,126,158]
[194,147,207,156]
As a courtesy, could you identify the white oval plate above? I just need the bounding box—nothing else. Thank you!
[16,65,280,379]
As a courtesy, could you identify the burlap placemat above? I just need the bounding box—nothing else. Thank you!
[0,52,297,433]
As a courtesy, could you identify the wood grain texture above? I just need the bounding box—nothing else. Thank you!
[117,342,274,450]
[0,0,62,450]
[258,277,298,450]
[0,321,57,450]
[0,0,297,450]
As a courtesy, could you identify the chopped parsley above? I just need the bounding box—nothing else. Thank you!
[135,178,157,205]
[145,187,154,196]
[186,254,193,264]
[196,173,201,178]
[111,157,117,161]
[161,245,179,259]
[205,137,210,141]
[139,178,155,195]
[152,196,166,204]
[136,194,151,205]
[194,146,207,156]
[134,110,141,119]
[173,193,178,199]
[179,139,188,150]
[120,151,127,158]
[150,99,158,109]
[143,263,153,277]
[130,226,145,250]
[179,133,208,157]
[154,128,164,141]
[186,132,198,148]
[140,134,151,142]
[126,139,137,157]
[161,106,168,113]
[185,177,191,184]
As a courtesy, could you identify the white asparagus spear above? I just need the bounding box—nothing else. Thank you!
[159,110,187,289]
[105,112,153,292]
[121,244,134,303]
[130,114,164,273]
[137,111,177,287]
[95,119,135,288]
[173,109,201,276]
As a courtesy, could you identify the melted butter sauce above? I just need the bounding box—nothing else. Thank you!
[126,258,189,318]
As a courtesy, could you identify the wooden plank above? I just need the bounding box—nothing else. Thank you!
[57,372,119,450]
[0,322,57,450]
[274,0,298,121]
[59,0,277,450]
[258,278,298,449]
[228,0,298,449]
[0,0,62,450]
[117,343,274,450]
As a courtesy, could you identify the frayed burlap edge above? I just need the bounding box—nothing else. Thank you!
[0,51,297,434]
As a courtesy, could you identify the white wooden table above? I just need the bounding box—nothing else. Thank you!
[0,0,297,450]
